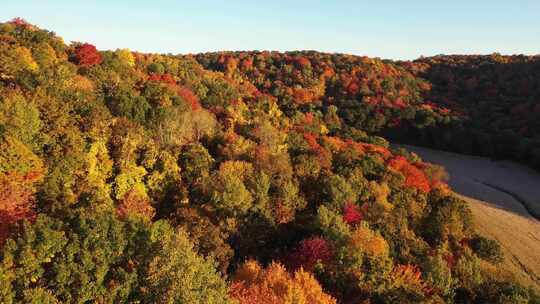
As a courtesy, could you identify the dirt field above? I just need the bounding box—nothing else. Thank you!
[399,145,540,289]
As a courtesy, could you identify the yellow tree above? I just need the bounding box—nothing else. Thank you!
[231,260,336,304]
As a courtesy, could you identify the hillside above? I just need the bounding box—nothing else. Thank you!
[399,144,540,289]
[195,51,540,170]
[0,18,539,303]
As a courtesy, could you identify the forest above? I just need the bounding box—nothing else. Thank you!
[0,18,539,303]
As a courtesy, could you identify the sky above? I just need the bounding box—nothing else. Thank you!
[2,0,540,60]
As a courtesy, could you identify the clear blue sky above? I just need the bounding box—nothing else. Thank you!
[3,0,540,60]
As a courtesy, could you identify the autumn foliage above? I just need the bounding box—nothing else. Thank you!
[0,20,532,303]
[342,202,363,225]
[0,171,40,244]
[391,264,428,292]
[176,85,201,110]
[116,189,155,221]
[148,73,176,84]
[285,237,333,271]
[388,156,431,193]
[72,43,102,66]
[230,260,336,304]
[348,224,389,258]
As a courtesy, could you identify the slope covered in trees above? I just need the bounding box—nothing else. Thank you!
[0,19,538,303]
[195,51,540,171]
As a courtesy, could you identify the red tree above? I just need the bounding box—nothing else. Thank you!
[342,202,363,225]
[303,132,321,151]
[296,56,311,68]
[0,172,40,245]
[72,43,102,66]
[9,17,30,27]
[388,156,431,193]
[285,237,333,271]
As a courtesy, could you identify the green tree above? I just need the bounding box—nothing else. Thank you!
[0,93,42,147]
[144,226,233,304]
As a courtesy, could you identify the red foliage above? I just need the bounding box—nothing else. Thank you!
[240,58,254,70]
[302,133,331,168]
[9,17,31,28]
[393,98,407,110]
[176,86,201,110]
[285,237,333,271]
[292,87,314,104]
[147,74,201,110]
[296,56,311,67]
[0,172,40,245]
[444,253,458,268]
[388,156,430,193]
[303,132,321,151]
[304,112,314,125]
[148,73,176,85]
[346,82,360,95]
[345,140,392,159]
[72,43,102,66]
[342,202,363,225]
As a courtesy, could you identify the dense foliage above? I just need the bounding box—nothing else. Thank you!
[0,18,538,303]
[195,51,540,172]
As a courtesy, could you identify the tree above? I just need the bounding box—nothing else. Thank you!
[180,143,214,185]
[0,172,38,245]
[71,43,102,66]
[0,216,67,303]
[0,135,44,177]
[113,164,148,201]
[0,135,44,245]
[285,237,333,272]
[114,48,135,67]
[423,193,473,245]
[230,260,336,304]
[144,227,233,304]
[322,174,357,210]
[0,45,38,79]
[348,222,389,259]
[421,254,456,299]
[116,188,155,221]
[153,107,217,148]
[316,205,351,245]
[208,161,254,216]
[0,93,41,147]
[342,202,363,226]
[388,156,430,193]
[469,235,503,264]
[147,62,165,74]
[107,89,151,124]
[171,207,234,273]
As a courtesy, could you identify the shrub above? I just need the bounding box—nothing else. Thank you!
[469,236,503,264]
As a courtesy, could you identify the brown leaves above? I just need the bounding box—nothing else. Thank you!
[116,189,155,221]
